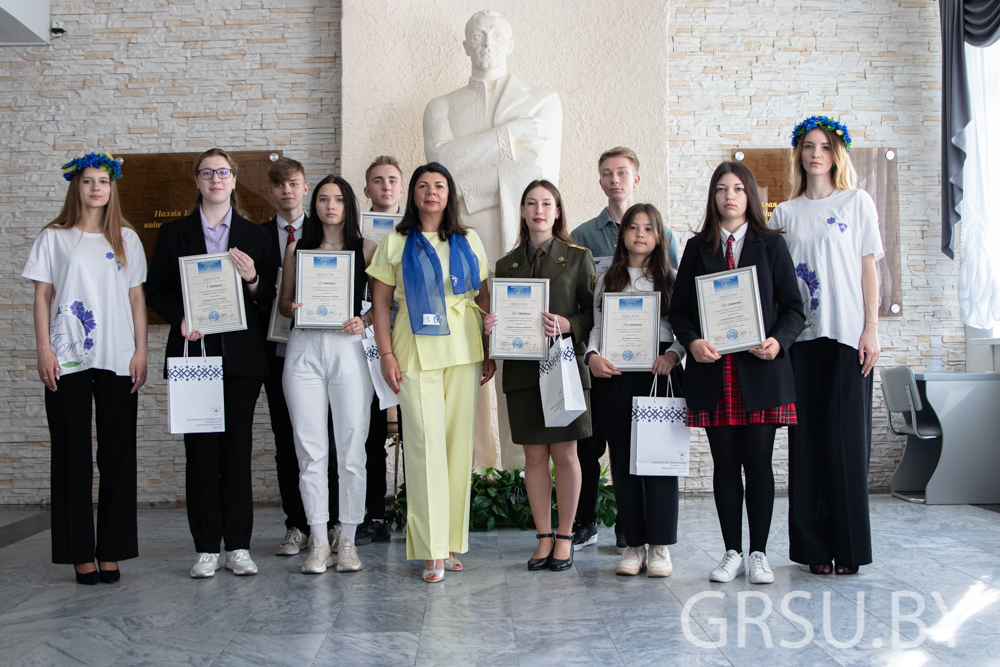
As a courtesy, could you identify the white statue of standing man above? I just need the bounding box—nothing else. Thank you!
[423,10,563,469]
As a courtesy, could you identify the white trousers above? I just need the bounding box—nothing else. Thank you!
[283,328,374,526]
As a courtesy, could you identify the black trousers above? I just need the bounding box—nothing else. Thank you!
[575,375,610,526]
[705,424,778,555]
[603,370,680,547]
[788,338,874,568]
[365,398,388,520]
[45,369,138,564]
[184,374,263,553]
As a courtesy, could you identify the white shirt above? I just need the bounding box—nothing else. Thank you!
[770,188,883,349]
[588,267,686,361]
[720,222,748,266]
[276,213,305,258]
[22,226,147,376]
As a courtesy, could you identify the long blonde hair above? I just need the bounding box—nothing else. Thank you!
[194,148,251,220]
[44,169,133,267]
[787,127,857,199]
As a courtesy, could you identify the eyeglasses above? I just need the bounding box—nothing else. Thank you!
[198,168,233,180]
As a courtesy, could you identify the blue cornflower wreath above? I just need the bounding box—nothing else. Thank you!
[791,116,852,153]
[61,152,122,181]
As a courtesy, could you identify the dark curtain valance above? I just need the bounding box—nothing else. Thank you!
[940,0,1000,258]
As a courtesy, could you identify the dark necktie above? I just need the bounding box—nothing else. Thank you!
[285,225,296,243]
[725,235,735,270]
[532,247,545,278]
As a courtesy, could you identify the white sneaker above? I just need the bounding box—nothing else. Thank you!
[615,545,646,576]
[646,545,673,577]
[276,527,307,556]
[336,538,362,572]
[709,550,745,582]
[328,524,341,554]
[301,538,333,574]
[747,551,775,584]
[190,552,222,578]
[224,549,258,576]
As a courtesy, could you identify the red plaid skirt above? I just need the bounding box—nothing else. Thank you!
[686,354,797,427]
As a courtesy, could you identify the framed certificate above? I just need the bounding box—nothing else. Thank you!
[695,266,766,354]
[361,212,402,243]
[267,268,292,343]
[488,278,550,360]
[294,250,355,328]
[593,255,613,277]
[178,252,248,335]
[600,291,661,370]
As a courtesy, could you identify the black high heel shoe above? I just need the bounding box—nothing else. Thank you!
[549,534,575,572]
[99,566,121,584]
[527,533,554,570]
[75,564,99,586]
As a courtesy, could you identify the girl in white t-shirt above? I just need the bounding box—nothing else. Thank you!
[21,153,148,585]
[770,117,884,576]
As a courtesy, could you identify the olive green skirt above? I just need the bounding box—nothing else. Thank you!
[504,385,592,445]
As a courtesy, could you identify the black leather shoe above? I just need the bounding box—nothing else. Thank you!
[99,567,121,584]
[355,519,391,546]
[550,534,575,571]
[571,522,598,551]
[615,522,627,554]
[75,564,99,585]
[527,533,554,570]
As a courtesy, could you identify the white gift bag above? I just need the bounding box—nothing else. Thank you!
[630,376,690,476]
[538,320,587,428]
[361,326,399,410]
[167,340,225,434]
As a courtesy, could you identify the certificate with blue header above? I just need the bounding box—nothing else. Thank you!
[295,250,354,328]
[695,266,766,354]
[361,212,402,243]
[488,278,549,360]
[178,252,247,335]
[600,291,660,370]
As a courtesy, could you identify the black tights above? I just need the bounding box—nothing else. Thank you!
[706,424,778,555]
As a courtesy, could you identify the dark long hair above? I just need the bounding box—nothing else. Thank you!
[600,203,674,314]
[514,180,574,250]
[297,175,363,252]
[396,162,467,241]
[698,161,779,251]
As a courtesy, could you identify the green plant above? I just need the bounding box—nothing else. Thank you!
[385,482,407,531]
[596,465,617,527]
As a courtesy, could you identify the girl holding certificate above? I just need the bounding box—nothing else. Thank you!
[669,161,804,585]
[367,163,494,583]
[771,117,883,576]
[484,180,595,572]
[585,204,685,578]
[22,153,146,585]
[147,148,278,579]
[278,175,377,575]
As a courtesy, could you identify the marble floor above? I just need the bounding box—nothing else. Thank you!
[1,496,1000,666]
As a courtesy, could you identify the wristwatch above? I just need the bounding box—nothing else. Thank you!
[584,350,598,364]
[243,273,259,285]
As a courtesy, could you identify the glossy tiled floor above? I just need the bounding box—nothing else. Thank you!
[1,496,999,666]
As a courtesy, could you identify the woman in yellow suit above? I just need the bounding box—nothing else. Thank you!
[367,163,495,583]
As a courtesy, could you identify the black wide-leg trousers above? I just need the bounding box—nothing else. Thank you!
[45,369,138,564]
[575,375,610,526]
[788,337,874,568]
[184,374,263,554]
[602,369,680,547]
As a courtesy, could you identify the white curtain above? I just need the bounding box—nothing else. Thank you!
[958,40,1000,329]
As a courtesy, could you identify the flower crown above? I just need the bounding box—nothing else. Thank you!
[61,152,122,182]
[791,115,852,153]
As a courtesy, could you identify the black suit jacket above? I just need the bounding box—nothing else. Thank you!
[258,218,283,358]
[146,211,278,378]
[668,228,805,412]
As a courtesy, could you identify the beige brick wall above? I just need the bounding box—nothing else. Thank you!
[0,0,341,504]
[0,0,954,503]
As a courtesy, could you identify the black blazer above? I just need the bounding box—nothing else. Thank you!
[257,218,283,358]
[668,228,805,412]
[147,210,278,378]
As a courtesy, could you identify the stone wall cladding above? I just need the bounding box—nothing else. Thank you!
[668,0,954,493]
[0,0,342,504]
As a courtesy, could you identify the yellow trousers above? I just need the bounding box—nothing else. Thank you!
[398,360,481,560]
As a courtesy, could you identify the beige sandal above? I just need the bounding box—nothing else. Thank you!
[443,553,463,571]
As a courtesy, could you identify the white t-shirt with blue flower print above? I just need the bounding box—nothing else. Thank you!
[770,188,883,350]
[22,226,147,376]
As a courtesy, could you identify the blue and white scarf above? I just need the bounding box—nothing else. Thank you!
[402,230,481,336]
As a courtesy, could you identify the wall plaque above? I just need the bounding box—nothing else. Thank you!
[115,151,282,322]
[732,148,902,317]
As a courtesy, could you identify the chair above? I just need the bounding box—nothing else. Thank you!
[880,366,942,504]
